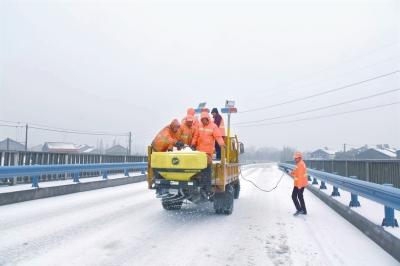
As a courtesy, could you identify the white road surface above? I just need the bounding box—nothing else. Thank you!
[0,164,398,266]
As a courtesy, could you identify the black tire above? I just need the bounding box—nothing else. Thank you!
[223,184,234,215]
[162,199,183,210]
[213,184,234,215]
[213,193,224,214]
[233,180,240,199]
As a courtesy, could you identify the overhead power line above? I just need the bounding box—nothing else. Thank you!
[249,41,400,100]
[237,101,400,128]
[239,70,400,114]
[234,88,400,125]
[0,119,23,124]
[29,126,129,137]
[0,119,129,137]
[0,124,24,128]
[255,56,400,101]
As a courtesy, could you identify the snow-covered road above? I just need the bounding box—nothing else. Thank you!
[0,164,397,266]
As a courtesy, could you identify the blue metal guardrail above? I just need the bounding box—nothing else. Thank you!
[279,163,400,227]
[0,162,148,188]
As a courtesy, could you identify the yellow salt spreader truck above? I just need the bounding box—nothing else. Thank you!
[147,105,244,215]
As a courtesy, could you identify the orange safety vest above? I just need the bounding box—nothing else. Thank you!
[181,117,199,130]
[192,121,225,156]
[291,160,308,188]
[151,126,179,152]
[177,122,197,146]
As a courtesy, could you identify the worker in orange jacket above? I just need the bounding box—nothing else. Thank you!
[182,108,199,128]
[151,119,183,152]
[211,108,226,159]
[191,112,225,196]
[177,115,197,146]
[291,151,308,216]
[191,112,225,163]
[151,119,183,197]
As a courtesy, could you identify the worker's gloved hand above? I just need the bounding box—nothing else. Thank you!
[190,145,196,151]
[175,141,184,150]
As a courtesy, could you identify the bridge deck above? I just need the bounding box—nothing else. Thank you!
[0,164,397,266]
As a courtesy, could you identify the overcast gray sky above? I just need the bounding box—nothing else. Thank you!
[1,0,399,153]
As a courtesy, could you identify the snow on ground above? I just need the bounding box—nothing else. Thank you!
[0,172,145,194]
[310,181,400,239]
[0,163,398,266]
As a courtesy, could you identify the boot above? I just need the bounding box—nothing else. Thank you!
[293,210,302,216]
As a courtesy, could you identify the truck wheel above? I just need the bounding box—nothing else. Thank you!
[213,193,224,214]
[213,184,234,215]
[233,180,240,199]
[223,184,234,215]
[162,199,183,210]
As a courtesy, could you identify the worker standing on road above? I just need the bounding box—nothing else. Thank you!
[191,112,225,196]
[291,151,308,216]
[211,108,226,160]
[151,119,183,152]
[177,115,197,146]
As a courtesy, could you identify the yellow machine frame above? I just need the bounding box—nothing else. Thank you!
[147,135,240,192]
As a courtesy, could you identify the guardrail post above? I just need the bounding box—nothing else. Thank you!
[381,184,399,227]
[31,176,39,188]
[320,181,327,189]
[319,170,327,189]
[331,172,340,197]
[307,175,312,181]
[103,170,108,180]
[73,172,80,183]
[331,186,340,197]
[124,168,129,177]
[349,176,361,207]
[312,176,318,185]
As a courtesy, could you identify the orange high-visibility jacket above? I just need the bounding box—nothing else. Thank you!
[177,122,197,145]
[192,114,225,156]
[211,113,226,137]
[291,159,308,188]
[183,108,199,128]
[151,126,179,152]
[181,117,199,130]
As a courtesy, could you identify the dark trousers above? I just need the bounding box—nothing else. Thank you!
[292,187,307,212]
[215,142,221,160]
[201,165,212,192]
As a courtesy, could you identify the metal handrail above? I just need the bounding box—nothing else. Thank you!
[0,162,148,188]
[0,162,147,179]
[279,163,400,211]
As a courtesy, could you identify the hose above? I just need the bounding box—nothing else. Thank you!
[239,166,285,193]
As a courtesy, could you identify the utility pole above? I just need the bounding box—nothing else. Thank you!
[343,143,346,153]
[25,124,29,151]
[128,132,132,155]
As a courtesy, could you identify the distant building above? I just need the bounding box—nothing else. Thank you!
[30,144,44,152]
[356,146,397,160]
[310,148,336,160]
[0,138,25,151]
[76,144,99,154]
[106,145,128,155]
[334,145,369,160]
[42,142,79,153]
